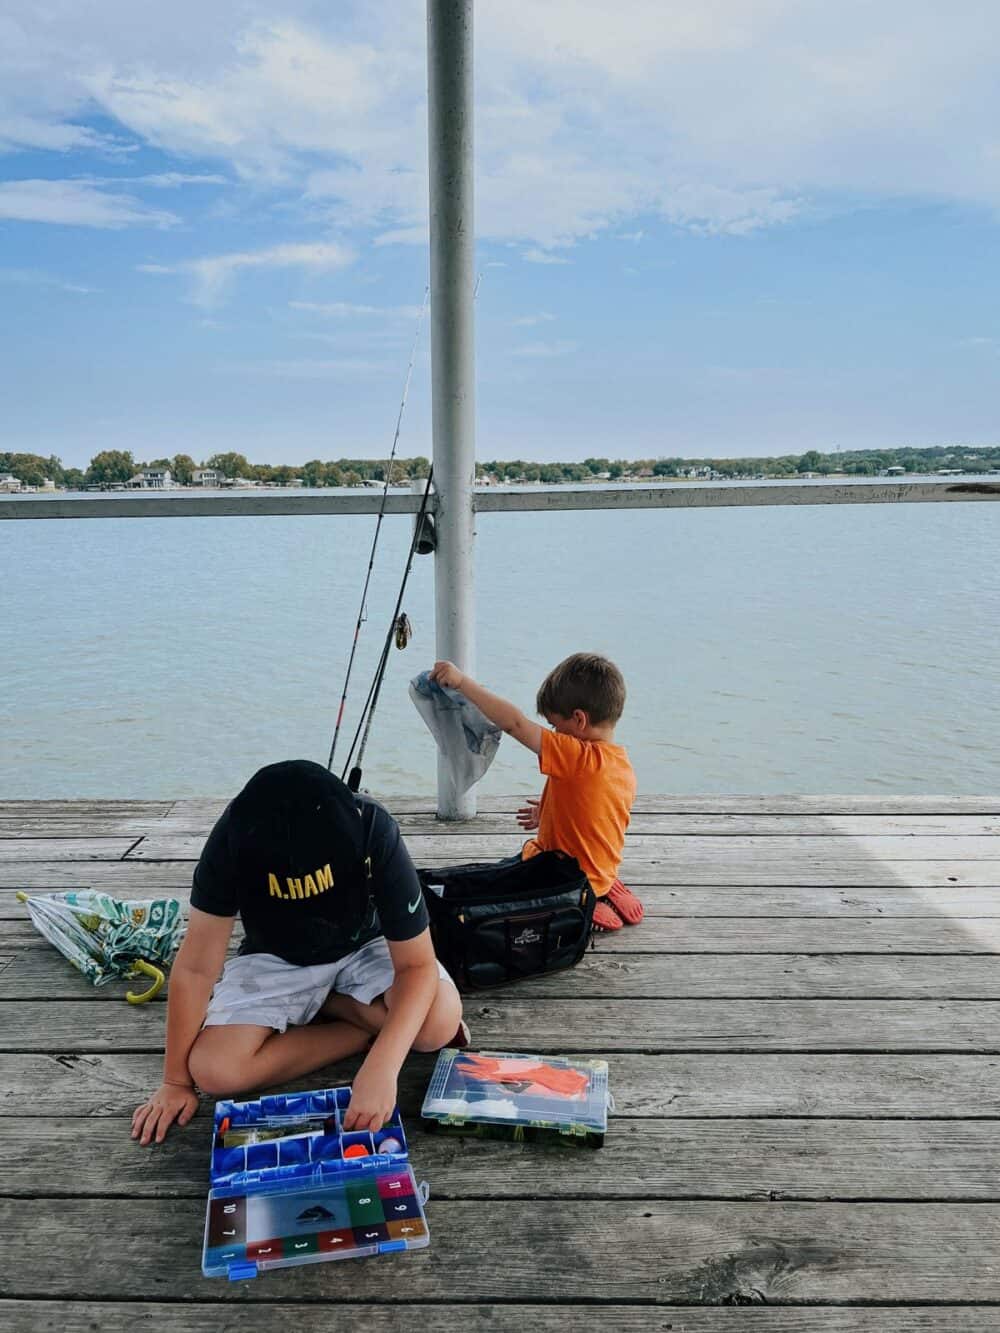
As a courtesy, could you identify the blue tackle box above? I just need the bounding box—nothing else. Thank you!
[202,1085,430,1280]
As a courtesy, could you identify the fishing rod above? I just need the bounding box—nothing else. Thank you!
[326,287,430,773]
[330,269,482,789]
[340,466,435,792]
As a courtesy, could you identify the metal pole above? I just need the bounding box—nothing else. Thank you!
[427,0,476,819]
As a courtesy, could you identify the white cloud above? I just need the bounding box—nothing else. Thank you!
[85,22,398,183]
[3,2,1000,253]
[512,312,556,327]
[130,172,229,188]
[374,225,429,247]
[0,114,131,155]
[512,340,579,358]
[0,179,177,228]
[139,240,355,305]
[523,249,571,265]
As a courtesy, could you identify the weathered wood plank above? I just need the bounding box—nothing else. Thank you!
[5,874,1000,919]
[4,1116,998,1201]
[5,856,999,890]
[0,1304,995,1333]
[0,838,137,863]
[5,879,1000,920]
[7,811,999,838]
[6,947,1000,1000]
[125,832,1000,861]
[7,794,998,817]
[3,1052,995,1118]
[623,885,1000,917]
[2,1199,999,1302]
[0,801,173,818]
[4,915,1000,953]
[0,806,174,837]
[391,812,1000,837]
[3,998,998,1053]
[541,918,1000,955]
[239,793,1000,815]
[0,861,194,893]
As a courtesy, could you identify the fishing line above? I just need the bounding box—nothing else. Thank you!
[326,287,429,772]
[330,268,482,789]
[340,467,435,792]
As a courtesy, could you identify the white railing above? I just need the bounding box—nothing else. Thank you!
[1,478,998,521]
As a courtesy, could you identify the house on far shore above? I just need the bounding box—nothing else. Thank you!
[127,467,174,489]
[885,465,906,477]
[0,472,22,492]
[192,468,227,487]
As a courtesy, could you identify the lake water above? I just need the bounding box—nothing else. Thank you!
[2,492,998,799]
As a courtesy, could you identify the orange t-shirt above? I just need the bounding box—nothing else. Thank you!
[522,729,636,897]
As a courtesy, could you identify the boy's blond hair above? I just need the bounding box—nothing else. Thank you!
[536,653,626,726]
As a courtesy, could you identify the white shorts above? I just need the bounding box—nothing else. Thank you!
[203,936,455,1033]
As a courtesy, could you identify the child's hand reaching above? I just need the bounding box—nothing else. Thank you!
[430,660,464,690]
[344,1054,398,1133]
[517,797,540,830]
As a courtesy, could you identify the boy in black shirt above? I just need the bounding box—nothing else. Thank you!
[131,760,465,1144]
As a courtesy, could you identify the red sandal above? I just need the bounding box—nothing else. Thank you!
[593,899,624,931]
[607,878,644,925]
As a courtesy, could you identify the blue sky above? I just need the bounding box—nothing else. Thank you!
[2,1,999,468]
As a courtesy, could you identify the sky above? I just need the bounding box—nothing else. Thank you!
[1,0,999,468]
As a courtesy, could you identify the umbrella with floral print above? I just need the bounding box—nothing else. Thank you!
[16,888,184,1002]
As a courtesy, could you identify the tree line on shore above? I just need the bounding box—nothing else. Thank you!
[3,443,998,490]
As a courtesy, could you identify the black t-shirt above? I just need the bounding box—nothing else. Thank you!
[191,793,429,967]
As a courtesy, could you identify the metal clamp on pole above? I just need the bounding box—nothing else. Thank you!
[412,478,437,553]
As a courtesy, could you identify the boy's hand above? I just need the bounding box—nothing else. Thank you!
[430,660,464,691]
[131,1082,199,1145]
[344,1055,398,1133]
[517,797,541,830]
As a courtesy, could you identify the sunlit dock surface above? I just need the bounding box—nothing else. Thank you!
[1,793,999,1330]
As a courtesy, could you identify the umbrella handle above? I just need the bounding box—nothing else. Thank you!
[126,959,165,1005]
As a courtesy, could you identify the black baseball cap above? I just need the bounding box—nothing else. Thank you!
[226,759,366,883]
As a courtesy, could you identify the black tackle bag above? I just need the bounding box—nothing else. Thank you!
[418,851,596,990]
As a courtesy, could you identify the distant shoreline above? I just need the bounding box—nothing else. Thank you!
[4,444,1000,494]
[6,469,1000,498]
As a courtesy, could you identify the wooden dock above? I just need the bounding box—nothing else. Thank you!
[2,793,999,1331]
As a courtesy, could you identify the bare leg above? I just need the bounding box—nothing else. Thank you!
[188,1019,371,1097]
[320,977,463,1053]
[320,990,388,1036]
[388,975,463,1050]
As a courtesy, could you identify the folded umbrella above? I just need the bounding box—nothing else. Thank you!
[16,889,184,1003]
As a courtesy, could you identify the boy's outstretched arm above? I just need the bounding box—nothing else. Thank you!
[430,660,543,754]
[131,906,234,1144]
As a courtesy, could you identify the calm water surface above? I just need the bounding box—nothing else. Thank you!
[2,497,998,798]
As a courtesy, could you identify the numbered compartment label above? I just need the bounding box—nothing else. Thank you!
[388,1218,427,1241]
[208,1196,247,1247]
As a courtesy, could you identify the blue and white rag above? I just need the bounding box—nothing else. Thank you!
[409,671,502,794]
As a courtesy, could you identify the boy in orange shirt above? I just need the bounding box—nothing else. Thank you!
[429,653,643,931]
